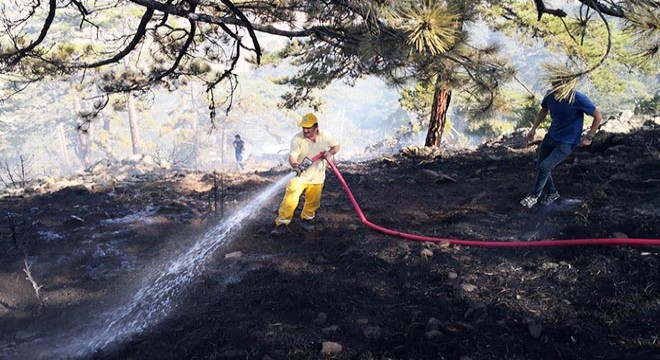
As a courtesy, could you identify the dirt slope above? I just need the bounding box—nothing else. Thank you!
[1,123,659,360]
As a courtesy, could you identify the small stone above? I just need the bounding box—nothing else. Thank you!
[224,251,243,259]
[313,312,328,325]
[219,349,247,358]
[362,325,383,340]
[421,248,433,259]
[426,317,441,330]
[63,215,85,229]
[321,325,340,334]
[358,351,375,360]
[528,324,543,338]
[320,341,343,355]
[425,329,443,339]
[415,169,440,183]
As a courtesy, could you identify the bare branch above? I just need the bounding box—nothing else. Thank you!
[79,7,155,68]
[577,0,626,17]
[23,257,44,307]
[129,0,334,38]
[207,35,241,126]
[154,20,197,82]
[533,0,567,20]
[1,0,57,68]
[219,0,261,64]
[69,0,90,16]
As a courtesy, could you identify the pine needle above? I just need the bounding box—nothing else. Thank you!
[542,63,580,103]
[392,1,461,55]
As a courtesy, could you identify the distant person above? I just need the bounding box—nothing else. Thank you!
[520,85,602,208]
[232,134,245,170]
[272,113,341,235]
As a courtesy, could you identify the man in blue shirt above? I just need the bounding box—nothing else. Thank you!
[520,88,602,208]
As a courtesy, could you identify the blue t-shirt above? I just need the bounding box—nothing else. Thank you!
[541,91,596,144]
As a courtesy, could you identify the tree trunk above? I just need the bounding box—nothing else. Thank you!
[190,110,200,167]
[425,77,452,148]
[56,123,72,172]
[122,13,142,156]
[188,84,200,167]
[72,94,92,168]
[221,128,227,168]
[126,92,142,155]
[100,113,113,156]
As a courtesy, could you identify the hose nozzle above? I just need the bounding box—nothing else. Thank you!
[292,157,313,176]
[299,157,313,171]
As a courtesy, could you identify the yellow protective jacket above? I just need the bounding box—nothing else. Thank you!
[289,129,339,184]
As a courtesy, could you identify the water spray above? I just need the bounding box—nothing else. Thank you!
[13,151,659,360]
[15,173,295,360]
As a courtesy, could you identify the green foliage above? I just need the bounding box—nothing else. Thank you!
[636,89,660,115]
[622,1,659,68]
[452,86,542,138]
[111,95,127,111]
[466,118,515,138]
[388,1,461,55]
[514,95,544,129]
[52,44,76,62]
[248,49,283,66]
[542,63,580,103]
[482,0,658,104]
[188,59,212,75]
[399,81,434,120]
[1,0,658,155]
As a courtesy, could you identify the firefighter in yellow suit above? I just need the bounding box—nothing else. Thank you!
[273,113,341,234]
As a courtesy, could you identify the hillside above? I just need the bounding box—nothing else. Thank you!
[1,118,659,360]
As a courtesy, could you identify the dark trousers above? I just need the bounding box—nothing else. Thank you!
[531,135,576,197]
[235,152,243,170]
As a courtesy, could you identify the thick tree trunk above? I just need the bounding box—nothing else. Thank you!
[425,77,452,148]
[126,92,142,155]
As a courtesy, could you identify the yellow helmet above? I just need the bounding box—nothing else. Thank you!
[298,113,318,128]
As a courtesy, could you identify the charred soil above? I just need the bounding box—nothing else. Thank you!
[1,124,659,360]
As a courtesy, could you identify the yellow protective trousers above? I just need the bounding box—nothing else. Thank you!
[275,177,324,226]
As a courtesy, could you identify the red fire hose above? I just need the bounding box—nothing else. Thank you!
[318,155,660,248]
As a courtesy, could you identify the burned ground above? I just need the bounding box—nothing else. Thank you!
[1,123,659,360]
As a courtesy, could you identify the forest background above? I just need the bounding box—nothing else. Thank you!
[0,0,658,189]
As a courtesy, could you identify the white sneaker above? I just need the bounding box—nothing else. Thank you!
[520,195,538,208]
